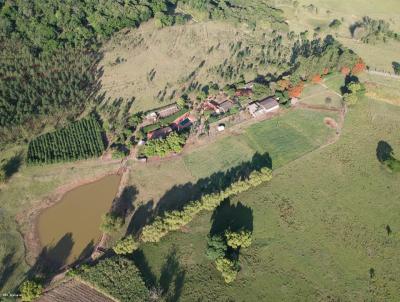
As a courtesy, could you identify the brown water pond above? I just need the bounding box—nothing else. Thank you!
[37,175,121,268]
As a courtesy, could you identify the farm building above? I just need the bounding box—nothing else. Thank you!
[156,104,180,118]
[235,88,253,97]
[204,92,235,114]
[259,97,279,112]
[147,126,172,140]
[248,97,279,117]
[171,112,196,131]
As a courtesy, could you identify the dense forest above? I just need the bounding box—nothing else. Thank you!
[0,0,174,145]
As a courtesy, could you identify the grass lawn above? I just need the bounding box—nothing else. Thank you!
[184,109,338,177]
[136,97,400,301]
[359,73,400,106]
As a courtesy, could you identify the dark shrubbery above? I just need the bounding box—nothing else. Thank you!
[77,257,149,302]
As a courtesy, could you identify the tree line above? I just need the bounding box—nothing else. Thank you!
[140,167,272,243]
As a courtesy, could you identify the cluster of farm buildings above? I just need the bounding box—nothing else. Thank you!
[141,83,281,141]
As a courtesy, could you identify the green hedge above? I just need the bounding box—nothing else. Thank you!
[140,167,272,242]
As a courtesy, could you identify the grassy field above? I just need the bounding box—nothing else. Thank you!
[100,21,262,113]
[278,0,400,71]
[0,106,336,293]
[301,81,343,108]
[359,73,400,106]
[183,109,337,178]
[135,97,400,301]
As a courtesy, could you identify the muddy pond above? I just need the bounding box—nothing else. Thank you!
[37,174,121,268]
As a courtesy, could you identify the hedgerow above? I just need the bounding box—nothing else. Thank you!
[140,167,272,242]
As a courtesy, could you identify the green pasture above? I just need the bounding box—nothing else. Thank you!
[137,97,400,301]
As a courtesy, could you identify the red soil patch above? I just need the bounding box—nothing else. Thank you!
[324,117,338,129]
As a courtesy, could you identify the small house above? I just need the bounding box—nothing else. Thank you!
[204,92,235,114]
[171,112,196,131]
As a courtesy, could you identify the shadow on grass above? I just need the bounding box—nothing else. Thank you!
[155,152,271,215]
[0,253,18,291]
[113,185,138,218]
[376,140,393,163]
[1,153,23,180]
[210,199,254,237]
[132,247,185,302]
[125,152,271,237]
[126,200,154,235]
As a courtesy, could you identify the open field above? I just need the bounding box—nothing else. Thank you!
[100,21,259,113]
[136,97,400,301]
[0,105,336,293]
[184,109,337,178]
[300,81,343,108]
[359,73,400,106]
[278,0,400,71]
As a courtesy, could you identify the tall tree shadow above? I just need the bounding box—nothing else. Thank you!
[159,247,186,302]
[76,240,95,262]
[132,247,185,302]
[126,200,154,236]
[376,140,393,163]
[1,153,23,179]
[0,253,17,291]
[113,185,138,218]
[132,249,157,288]
[27,233,74,279]
[210,199,254,236]
[155,152,271,215]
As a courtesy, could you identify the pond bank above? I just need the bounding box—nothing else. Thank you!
[17,161,128,269]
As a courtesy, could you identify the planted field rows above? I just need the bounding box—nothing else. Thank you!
[27,117,105,164]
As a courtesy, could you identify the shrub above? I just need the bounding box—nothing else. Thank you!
[311,74,322,83]
[78,257,149,302]
[352,59,366,74]
[142,132,186,157]
[215,258,238,283]
[225,230,252,249]
[206,235,228,260]
[341,66,351,75]
[329,19,342,29]
[100,213,123,234]
[288,82,304,98]
[20,280,43,301]
[113,235,139,255]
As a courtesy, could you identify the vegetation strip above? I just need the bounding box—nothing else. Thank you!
[140,167,272,242]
